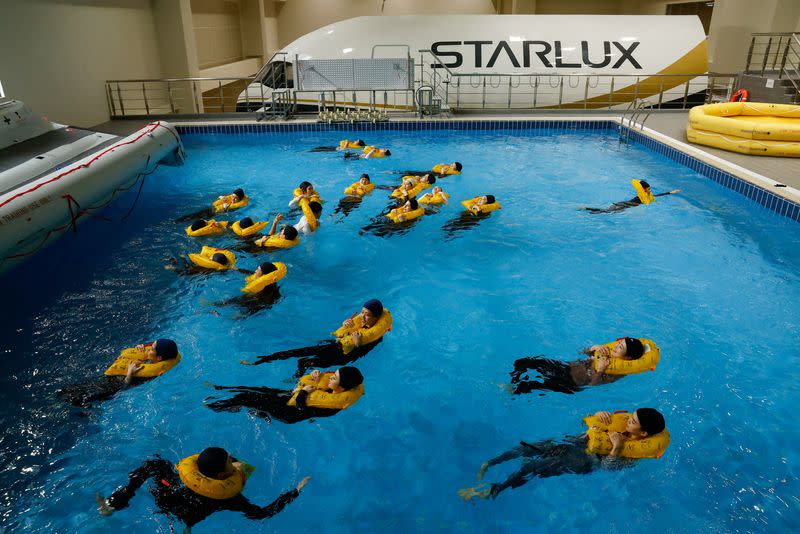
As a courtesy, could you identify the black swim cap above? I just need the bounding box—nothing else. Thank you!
[426,175,436,185]
[338,366,364,391]
[384,150,391,156]
[211,253,229,265]
[309,201,322,216]
[355,140,365,146]
[360,173,370,183]
[154,339,178,360]
[640,180,651,189]
[635,408,665,436]
[233,188,245,200]
[299,181,312,191]
[363,299,383,317]
[259,262,277,275]
[190,220,207,231]
[407,198,419,210]
[454,162,463,171]
[197,447,229,478]
[282,225,299,240]
[239,217,254,228]
[624,337,644,359]
[485,195,496,204]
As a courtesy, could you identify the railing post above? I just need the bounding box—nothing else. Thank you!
[633,76,640,104]
[558,78,564,109]
[773,36,783,71]
[456,77,461,109]
[657,77,664,108]
[482,78,486,109]
[507,76,512,109]
[583,77,589,110]
[745,36,756,72]
[608,77,615,109]
[259,82,265,116]
[218,81,224,113]
[533,76,538,108]
[780,38,791,78]
[682,80,690,108]
[106,83,116,117]
[167,81,176,113]
[142,83,150,115]
[761,37,773,76]
[117,83,125,116]
[705,76,714,104]
[244,80,250,112]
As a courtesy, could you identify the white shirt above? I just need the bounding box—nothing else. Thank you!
[294,215,318,235]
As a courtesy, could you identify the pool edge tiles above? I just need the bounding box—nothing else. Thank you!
[172,119,800,223]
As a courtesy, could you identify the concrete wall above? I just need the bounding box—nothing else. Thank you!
[191,0,244,69]
[0,0,162,127]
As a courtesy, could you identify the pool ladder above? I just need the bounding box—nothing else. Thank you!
[619,99,652,145]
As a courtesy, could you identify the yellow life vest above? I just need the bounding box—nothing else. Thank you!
[187,246,237,271]
[176,454,245,500]
[386,207,424,223]
[461,197,501,214]
[104,346,181,378]
[432,164,460,175]
[287,372,365,410]
[339,140,364,149]
[363,146,388,158]
[418,191,450,205]
[632,179,655,204]
[332,310,393,354]
[230,220,269,237]
[344,182,375,196]
[390,182,426,199]
[584,412,670,459]
[292,188,322,203]
[213,195,249,213]
[593,338,660,375]
[257,235,300,249]
[241,262,287,294]
[185,220,228,237]
[299,198,319,231]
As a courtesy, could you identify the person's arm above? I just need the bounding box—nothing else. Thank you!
[654,189,681,197]
[288,196,303,208]
[100,459,173,513]
[268,214,283,236]
[589,357,609,386]
[123,362,144,386]
[227,477,310,520]
[601,433,636,469]
[362,148,376,159]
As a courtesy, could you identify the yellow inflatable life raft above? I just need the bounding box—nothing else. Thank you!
[332,309,393,354]
[187,246,237,271]
[461,197,501,214]
[185,220,228,237]
[231,220,269,237]
[241,262,287,294]
[339,140,364,149]
[583,412,670,459]
[299,198,319,231]
[104,345,181,378]
[418,191,450,205]
[287,371,365,410]
[176,454,245,500]
[631,180,655,204]
[433,164,460,175]
[257,235,300,249]
[213,195,249,213]
[343,182,375,196]
[386,207,424,223]
[593,338,660,375]
[687,102,800,157]
[292,188,322,203]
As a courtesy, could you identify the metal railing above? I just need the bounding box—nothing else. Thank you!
[744,32,800,102]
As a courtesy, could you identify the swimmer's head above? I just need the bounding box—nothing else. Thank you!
[362,299,384,320]
[383,149,392,156]
[355,140,365,147]
[256,262,277,277]
[147,338,178,361]
[485,195,496,204]
[424,174,436,185]
[197,447,233,479]
[233,189,245,201]
[360,173,371,185]
[617,337,644,360]
[238,217,254,229]
[640,180,651,191]
[454,162,463,172]
[211,253,229,266]
[308,201,322,217]
[281,225,299,240]
[403,198,419,212]
[333,366,364,391]
[298,181,312,193]
[631,408,665,437]
[190,220,207,231]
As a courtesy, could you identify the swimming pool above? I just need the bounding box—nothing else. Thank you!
[2,124,800,532]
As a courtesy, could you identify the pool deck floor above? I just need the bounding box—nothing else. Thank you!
[92,110,800,192]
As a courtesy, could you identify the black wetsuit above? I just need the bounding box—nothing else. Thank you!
[333,196,364,217]
[174,208,217,222]
[206,385,341,424]
[484,437,632,498]
[252,338,381,377]
[360,211,421,238]
[442,211,490,240]
[105,457,299,528]
[582,191,675,214]
[215,286,282,316]
[58,376,150,408]
[166,257,235,276]
[509,357,583,395]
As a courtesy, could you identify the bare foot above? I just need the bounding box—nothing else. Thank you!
[498,383,514,394]
[95,494,114,516]
[457,484,492,501]
[477,462,489,481]
[240,359,254,365]
[296,476,312,491]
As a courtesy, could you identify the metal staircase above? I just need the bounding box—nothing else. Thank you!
[743,33,800,103]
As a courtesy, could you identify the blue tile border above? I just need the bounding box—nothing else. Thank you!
[174,120,800,223]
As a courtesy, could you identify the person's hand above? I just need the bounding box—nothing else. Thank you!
[477,462,489,481]
[309,370,321,381]
[470,205,481,214]
[95,494,114,516]
[302,385,315,392]
[274,214,283,222]
[351,331,362,346]
[670,189,682,194]
[397,214,405,222]
[594,346,610,358]
[596,355,610,373]
[594,411,612,425]
[342,318,354,328]
[135,344,146,351]
[126,362,144,378]
[296,476,311,491]
[222,203,230,210]
[609,431,625,453]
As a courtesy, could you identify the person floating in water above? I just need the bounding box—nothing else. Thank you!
[207,366,364,424]
[507,337,656,395]
[175,188,248,221]
[96,446,309,530]
[389,175,435,200]
[392,162,462,177]
[289,182,322,208]
[335,174,374,217]
[442,195,500,240]
[360,198,424,237]
[241,299,391,377]
[185,219,229,237]
[458,408,668,501]
[344,146,391,159]
[581,180,681,214]
[418,185,450,207]
[58,339,180,408]
[233,215,301,253]
[309,139,366,152]
[166,247,242,276]
[214,261,286,315]
[293,200,322,235]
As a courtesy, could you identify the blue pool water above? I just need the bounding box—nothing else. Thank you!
[2,127,800,532]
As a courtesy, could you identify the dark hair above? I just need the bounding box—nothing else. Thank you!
[425,175,436,185]
[407,198,419,210]
[259,262,277,275]
[623,337,644,359]
[355,140,365,147]
[190,220,207,231]
[154,339,178,360]
[282,225,298,240]
[211,253,229,266]
[360,173,371,183]
[640,180,651,189]
[298,181,312,192]
[485,195,496,204]
[454,162,463,171]
[363,299,383,317]
[338,366,364,391]
[635,408,665,435]
[309,201,322,216]
[197,447,229,478]
[239,217,254,229]
[384,149,391,156]
[233,188,245,201]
